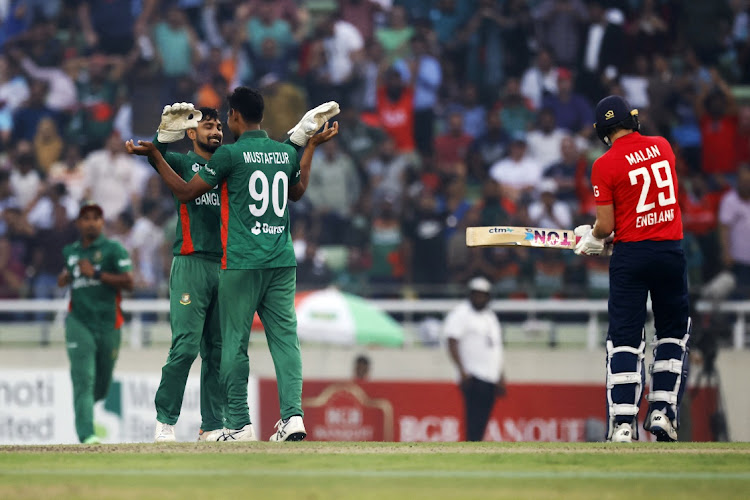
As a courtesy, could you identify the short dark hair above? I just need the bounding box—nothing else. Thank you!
[198,107,219,123]
[227,87,264,124]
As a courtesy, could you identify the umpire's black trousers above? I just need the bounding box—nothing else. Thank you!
[461,376,497,441]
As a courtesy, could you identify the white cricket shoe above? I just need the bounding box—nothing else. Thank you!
[648,410,678,442]
[218,424,257,442]
[154,421,176,442]
[269,416,307,442]
[197,428,224,442]
[610,422,634,443]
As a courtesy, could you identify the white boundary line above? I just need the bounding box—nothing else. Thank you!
[3,469,750,480]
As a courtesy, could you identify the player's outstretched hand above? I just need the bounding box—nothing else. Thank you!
[125,139,158,157]
[288,101,341,147]
[157,102,202,143]
[308,121,339,147]
[574,224,606,256]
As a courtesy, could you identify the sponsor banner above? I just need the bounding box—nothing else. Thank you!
[258,380,717,442]
[0,370,259,444]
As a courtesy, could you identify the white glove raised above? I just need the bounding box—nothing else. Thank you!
[288,101,340,147]
[574,224,605,256]
[157,102,203,143]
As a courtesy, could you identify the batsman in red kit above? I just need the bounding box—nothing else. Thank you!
[575,96,690,443]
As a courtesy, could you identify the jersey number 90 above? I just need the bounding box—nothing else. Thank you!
[248,170,289,218]
[628,160,676,214]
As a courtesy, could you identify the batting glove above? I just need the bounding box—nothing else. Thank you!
[157,102,203,143]
[574,224,605,256]
[288,101,340,147]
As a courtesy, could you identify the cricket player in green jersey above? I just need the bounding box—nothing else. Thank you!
[58,202,133,444]
[127,88,339,441]
[146,103,225,443]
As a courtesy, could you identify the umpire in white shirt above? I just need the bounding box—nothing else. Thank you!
[444,277,505,441]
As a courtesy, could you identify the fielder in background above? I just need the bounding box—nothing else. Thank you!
[127,87,339,442]
[443,277,505,442]
[575,96,690,443]
[144,104,225,443]
[58,201,133,444]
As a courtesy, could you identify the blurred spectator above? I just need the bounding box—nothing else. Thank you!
[26,182,77,230]
[455,83,487,139]
[404,188,448,286]
[153,6,201,80]
[440,174,473,241]
[9,46,76,112]
[0,171,19,236]
[243,0,299,55]
[70,54,126,152]
[247,38,295,85]
[297,242,334,289]
[495,77,535,136]
[434,112,473,175]
[0,53,29,146]
[27,184,77,301]
[719,164,750,295]
[11,79,62,142]
[377,66,416,153]
[353,354,371,381]
[393,34,442,155]
[527,179,573,230]
[81,132,151,222]
[534,0,588,68]
[337,107,388,165]
[0,236,25,298]
[576,1,625,103]
[468,113,510,182]
[376,5,414,61]
[306,139,361,244]
[48,144,86,203]
[680,0,733,65]
[9,140,42,209]
[541,68,593,139]
[620,54,650,110]
[489,132,543,204]
[32,117,63,173]
[77,0,146,55]
[258,74,307,142]
[369,197,405,289]
[697,69,739,175]
[543,136,585,203]
[680,173,725,283]
[366,136,411,206]
[526,107,570,171]
[128,199,166,293]
[628,0,670,57]
[521,47,559,110]
[319,14,365,98]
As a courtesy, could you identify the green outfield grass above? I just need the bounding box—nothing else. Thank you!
[1,442,749,500]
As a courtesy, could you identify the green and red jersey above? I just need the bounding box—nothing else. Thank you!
[151,137,222,262]
[198,130,301,270]
[63,235,132,329]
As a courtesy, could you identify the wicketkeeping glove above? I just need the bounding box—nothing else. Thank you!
[288,101,340,147]
[157,102,203,143]
[574,224,606,256]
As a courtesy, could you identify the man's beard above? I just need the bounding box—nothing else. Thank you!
[197,138,221,153]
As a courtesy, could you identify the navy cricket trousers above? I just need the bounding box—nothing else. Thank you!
[608,240,689,347]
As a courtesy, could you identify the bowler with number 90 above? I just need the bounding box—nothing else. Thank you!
[575,95,690,443]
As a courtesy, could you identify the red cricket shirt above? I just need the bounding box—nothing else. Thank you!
[591,132,683,243]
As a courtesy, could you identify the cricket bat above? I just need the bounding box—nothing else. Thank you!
[466,226,580,249]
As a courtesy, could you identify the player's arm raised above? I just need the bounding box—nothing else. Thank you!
[126,140,213,202]
[289,121,339,202]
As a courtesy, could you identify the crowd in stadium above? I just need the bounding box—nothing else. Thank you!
[1,0,749,300]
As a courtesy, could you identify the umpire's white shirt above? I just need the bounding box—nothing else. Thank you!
[443,301,503,384]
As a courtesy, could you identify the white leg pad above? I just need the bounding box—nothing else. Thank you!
[606,339,646,440]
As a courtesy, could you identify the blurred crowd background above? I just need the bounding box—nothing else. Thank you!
[1,0,750,302]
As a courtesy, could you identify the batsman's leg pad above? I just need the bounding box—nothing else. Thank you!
[646,318,691,430]
[606,339,646,440]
